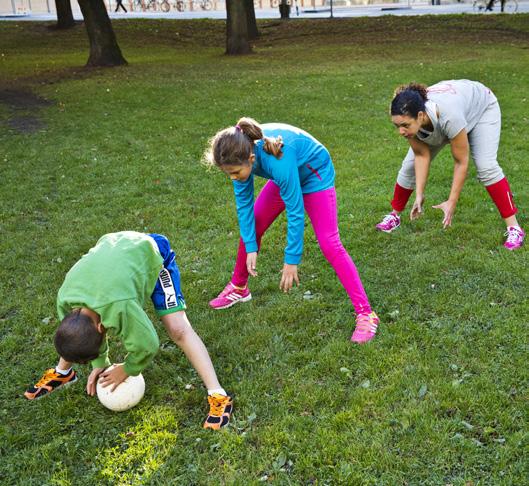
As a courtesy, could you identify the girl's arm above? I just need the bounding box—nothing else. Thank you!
[233,175,257,253]
[408,137,431,220]
[432,129,469,228]
[272,147,305,265]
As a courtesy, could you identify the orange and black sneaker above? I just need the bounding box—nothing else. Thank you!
[24,368,78,400]
[203,393,233,430]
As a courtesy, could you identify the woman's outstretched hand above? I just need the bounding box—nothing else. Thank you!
[280,263,299,293]
[432,200,456,228]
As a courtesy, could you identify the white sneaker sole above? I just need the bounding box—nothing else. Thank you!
[211,293,252,310]
[376,224,400,233]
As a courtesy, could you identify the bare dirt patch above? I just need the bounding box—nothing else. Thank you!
[0,88,54,134]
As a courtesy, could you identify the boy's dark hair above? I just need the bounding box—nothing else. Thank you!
[390,83,429,118]
[54,309,103,363]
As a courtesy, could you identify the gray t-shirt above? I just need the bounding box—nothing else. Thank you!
[417,80,495,147]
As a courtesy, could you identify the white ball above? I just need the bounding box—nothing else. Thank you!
[96,366,145,412]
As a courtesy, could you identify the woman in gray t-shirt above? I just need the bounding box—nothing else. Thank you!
[375,79,524,251]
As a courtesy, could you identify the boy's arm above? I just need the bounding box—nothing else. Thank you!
[118,301,160,377]
[93,300,160,377]
[91,338,111,370]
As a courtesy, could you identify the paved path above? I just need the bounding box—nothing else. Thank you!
[2,1,528,20]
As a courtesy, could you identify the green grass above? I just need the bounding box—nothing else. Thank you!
[1,15,528,485]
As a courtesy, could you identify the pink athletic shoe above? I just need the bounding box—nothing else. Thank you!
[376,213,401,233]
[503,226,525,251]
[209,282,252,310]
[351,312,379,344]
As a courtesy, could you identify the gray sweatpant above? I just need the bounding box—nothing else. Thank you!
[396,100,505,189]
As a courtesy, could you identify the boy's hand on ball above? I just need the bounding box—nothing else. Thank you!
[86,367,105,396]
[99,364,129,392]
[280,264,299,293]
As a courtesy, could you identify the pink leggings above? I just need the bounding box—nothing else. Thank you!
[231,181,372,315]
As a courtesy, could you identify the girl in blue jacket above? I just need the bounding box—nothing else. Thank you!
[205,118,378,343]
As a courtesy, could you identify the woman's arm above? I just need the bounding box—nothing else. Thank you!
[432,129,469,228]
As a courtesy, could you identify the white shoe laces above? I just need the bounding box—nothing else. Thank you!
[381,214,398,225]
[505,227,523,244]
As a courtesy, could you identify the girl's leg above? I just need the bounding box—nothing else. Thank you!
[231,181,286,287]
[161,311,222,391]
[304,187,371,315]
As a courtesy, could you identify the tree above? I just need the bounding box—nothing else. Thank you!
[245,0,258,40]
[54,0,75,29]
[77,0,127,67]
[226,0,252,55]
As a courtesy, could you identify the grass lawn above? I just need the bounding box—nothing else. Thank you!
[0,14,528,485]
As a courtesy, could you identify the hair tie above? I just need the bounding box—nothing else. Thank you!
[235,125,242,132]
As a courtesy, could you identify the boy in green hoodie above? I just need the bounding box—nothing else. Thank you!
[25,231,232,430]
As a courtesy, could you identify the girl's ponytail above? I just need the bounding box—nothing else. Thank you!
[237,117,284,159]
[204,117,284,169]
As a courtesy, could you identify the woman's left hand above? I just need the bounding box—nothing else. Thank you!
[280,264,299,293]
[432,200,456,228]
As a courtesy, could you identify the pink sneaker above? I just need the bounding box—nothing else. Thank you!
[351,312,379,344]
[376,213,401,233]
[209,282,252,310]
[504,226,525,251]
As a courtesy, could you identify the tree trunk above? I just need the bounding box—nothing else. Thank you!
[77,0,127,67]
[245,0,258,40]
[226,0,252,55]
[55,0,75,29]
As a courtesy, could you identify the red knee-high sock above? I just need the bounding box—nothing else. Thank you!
[485,177,518,219]
[391,183,414,212]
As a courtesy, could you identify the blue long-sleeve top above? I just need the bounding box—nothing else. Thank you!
[232,123,335,265]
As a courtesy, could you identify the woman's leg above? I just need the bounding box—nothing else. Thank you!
[231,181,286,287]
[304,187,372,315]
[470,99,520,227]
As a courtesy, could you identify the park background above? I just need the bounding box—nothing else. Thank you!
[0,12,528,485]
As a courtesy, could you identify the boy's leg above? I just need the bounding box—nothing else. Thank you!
[161,311,222,390]
[231,180,286,287]
[149,234,232,428]
[161,311,232,430]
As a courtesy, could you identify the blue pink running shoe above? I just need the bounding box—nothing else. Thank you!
[351,312,379,344]
[503,226,525,251]
[209,282,252,310]
[376,213,401,233]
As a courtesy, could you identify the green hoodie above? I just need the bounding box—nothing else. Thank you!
[57,232,163,376]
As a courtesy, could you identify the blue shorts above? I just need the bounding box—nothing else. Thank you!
[148,233,186,316]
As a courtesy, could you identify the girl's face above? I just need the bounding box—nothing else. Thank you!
[391,112,427,139]
[221,155,255,182]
